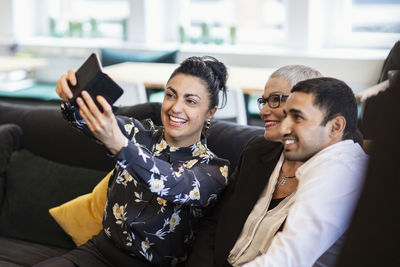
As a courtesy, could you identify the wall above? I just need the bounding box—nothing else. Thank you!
[0,0,14,55]
[177,46,387,93]
[14,41,387,94]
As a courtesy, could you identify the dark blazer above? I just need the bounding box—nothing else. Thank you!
[186,136,283,267]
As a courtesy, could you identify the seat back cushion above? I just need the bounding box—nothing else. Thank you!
[0,102,163,171]
[0,124,22,204]
[206,120,264,174]
[0,149,107,249]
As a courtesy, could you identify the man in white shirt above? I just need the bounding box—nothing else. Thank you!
[239,77,368,266]
[187,77,368,267]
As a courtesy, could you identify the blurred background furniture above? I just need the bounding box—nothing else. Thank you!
[358,41,400,140]
[0,56,47,73]
[113,81,147,107]
[0,56,48,91]
[213,86,248,125]
[100,48,178,67]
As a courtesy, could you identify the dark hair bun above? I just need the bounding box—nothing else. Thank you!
[204,56,228,92]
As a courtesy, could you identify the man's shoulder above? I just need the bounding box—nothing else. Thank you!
[319,140,367,162]
[300,140,368,177]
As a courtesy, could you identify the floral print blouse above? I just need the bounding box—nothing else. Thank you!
[61,103,230,266]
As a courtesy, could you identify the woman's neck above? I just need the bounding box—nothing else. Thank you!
[271,159,303,199]
[281,159,303,176]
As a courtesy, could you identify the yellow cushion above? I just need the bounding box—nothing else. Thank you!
[49,170,112,246]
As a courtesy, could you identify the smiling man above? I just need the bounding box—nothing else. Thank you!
[241,77,369,266]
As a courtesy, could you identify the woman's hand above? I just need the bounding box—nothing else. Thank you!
[77,91,127,155]
[56,69,76,102]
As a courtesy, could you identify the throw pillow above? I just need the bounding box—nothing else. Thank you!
[0,149,107,249]
[49,170,112,246]
[0,124,22,204]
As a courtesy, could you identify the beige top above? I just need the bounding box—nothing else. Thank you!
[228,153,297,266]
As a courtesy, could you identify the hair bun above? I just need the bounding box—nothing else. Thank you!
[204,56,228,92]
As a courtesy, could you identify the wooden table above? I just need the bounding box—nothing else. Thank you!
[103,62,275,95]
[0,56,48,72]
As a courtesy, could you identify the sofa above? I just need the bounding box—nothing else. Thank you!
[0,100,264,267]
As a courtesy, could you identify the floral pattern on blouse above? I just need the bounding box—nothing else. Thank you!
[61,103,230,266]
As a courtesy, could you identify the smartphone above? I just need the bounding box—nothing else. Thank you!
[69,53,124,111]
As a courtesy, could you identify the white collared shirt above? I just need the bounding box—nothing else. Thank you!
[241,140,368,267]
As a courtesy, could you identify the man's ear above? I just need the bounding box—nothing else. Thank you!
[329,115,346,139]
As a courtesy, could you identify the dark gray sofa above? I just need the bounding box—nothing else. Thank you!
[0,100,263,266]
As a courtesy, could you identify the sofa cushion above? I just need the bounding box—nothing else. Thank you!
[206,120,264,175]
[0,124,22,204]
[0,236,68,267]
[49,171,112,246]
[0,149,107,249]
[0,102,115,171]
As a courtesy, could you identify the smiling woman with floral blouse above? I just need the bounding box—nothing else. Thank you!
[34,56,230,267]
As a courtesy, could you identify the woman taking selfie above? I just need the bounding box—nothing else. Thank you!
[35,56,230,267]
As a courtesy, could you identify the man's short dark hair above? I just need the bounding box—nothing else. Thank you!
[291,77,358,141]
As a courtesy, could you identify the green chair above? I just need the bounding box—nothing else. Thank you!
[100,48,178,67]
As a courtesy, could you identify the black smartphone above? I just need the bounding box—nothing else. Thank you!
[69,53,124,111]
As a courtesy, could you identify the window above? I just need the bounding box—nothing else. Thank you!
[352,0,400,34]
[48,0,129,40]
[326,0,400,49]
[13,0,130,41]
[181,0,285,45]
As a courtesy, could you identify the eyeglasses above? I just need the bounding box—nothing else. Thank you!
[257,94,289,110]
